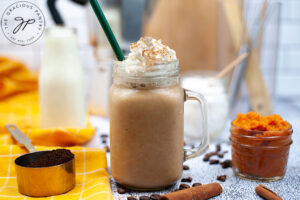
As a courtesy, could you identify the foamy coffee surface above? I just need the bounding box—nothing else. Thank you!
[125,37,177,67]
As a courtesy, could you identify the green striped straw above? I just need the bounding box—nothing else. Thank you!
[89,0,125,61]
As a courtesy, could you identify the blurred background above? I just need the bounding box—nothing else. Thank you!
[0,0,299,140]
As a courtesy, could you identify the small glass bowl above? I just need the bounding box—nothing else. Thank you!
[230,123,293,182]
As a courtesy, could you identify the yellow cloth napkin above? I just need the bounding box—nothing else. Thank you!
[0,56,37,100]
[0,56,95,146]
[0,144,113,200]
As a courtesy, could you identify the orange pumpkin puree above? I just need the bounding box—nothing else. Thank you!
[230,112,293,179]
[233,112,290,135]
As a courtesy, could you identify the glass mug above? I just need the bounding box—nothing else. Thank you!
[110,60,209,190]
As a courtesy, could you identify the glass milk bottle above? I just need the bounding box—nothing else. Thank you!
[39,27,86,128]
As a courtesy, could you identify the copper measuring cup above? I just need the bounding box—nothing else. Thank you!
[5,124,75,197]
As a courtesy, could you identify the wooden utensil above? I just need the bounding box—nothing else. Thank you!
[222,0,272,114]
[215,52,248,79]
[244,0,272,115]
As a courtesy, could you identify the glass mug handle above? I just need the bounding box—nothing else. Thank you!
[183,89,209,161]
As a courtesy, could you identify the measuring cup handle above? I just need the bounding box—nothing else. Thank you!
[183,89,209,161]
[5,124,36,153]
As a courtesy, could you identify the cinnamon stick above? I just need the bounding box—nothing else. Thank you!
[255,184,283,200]
[159,183,222,200]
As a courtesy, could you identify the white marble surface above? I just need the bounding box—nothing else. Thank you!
[88,99,300,200]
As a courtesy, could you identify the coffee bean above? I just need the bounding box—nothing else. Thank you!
[128,196,137,200]
[203,156,209,161]
[181,177,192,182]
[217,153,224,158]
[183,165,190,170]
[150,194,160,200]
[203,156,210,162]
[117,187,126,194]
[221,160,232,168]
[139,196,150,200]
[105,146,110,152]
[203,152,217,162]
[192,182,202,187]
[100,134,108,138]
[217,175,227,182]
[179,183,190,190]
[216,144,221,152]
[209,159,219,164]
[217,150,228,158]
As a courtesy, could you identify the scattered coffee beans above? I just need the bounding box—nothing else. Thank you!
[105,146,110,152]
[192,182,202,187]
[100,134,108,138]
[203,152,217,161]
[150,194,160,200]
[128,196,137,200]
[179,183,190,190]
[181,177,193,182]
[217,153,224,158]
[183,165,190,170]
[203,156,210,162]
[217,175,227,182]
[218,150,228,158]
[216,144,221,152]
[117,187,126,194]
[100,134,110,150]
[209,159,219,165]
[139,196,150,200]
[221,160,232,169]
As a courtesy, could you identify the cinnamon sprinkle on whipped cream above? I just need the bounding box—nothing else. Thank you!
[125,37,177,66]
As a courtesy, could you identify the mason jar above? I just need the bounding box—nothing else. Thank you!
[230,123,293,182]
[110,60,209,190]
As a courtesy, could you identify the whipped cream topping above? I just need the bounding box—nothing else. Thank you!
[125,37,177,66]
